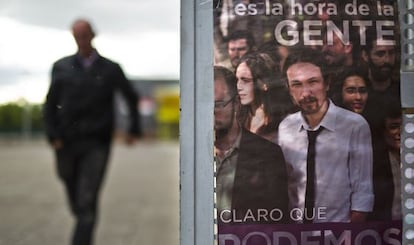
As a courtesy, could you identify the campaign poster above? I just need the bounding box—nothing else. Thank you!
[213,0,403,244]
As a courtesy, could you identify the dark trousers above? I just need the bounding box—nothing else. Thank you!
[55,140,110,245]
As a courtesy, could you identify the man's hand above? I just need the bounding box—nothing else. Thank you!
[350,211,367,223]
[51,139,64,150]
[124,135,139,146]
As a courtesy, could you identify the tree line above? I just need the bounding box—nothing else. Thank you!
[0,102,44,134]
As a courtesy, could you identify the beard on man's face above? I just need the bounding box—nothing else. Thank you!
[214,104,236,139]
[370,61,394,80]
[297,96,320,115]
[215,127,230,140]
[323,51,346,67]
[231,57,240,68]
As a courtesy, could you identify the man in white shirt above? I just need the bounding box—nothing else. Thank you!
[278,49,374,223]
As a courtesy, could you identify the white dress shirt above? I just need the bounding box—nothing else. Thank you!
[389,152,402,220]
[215,131,241,215]
[278,101,374,223]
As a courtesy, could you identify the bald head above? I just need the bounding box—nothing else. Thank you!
[71,19,96,57]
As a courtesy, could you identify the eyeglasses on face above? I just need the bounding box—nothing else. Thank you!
[214,95,236,109]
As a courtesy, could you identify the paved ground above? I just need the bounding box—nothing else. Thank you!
[0,139,179,245]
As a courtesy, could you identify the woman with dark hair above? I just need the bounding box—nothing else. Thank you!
[333,68,371,115]
[332,67,388,137]
[235,52,294,143]
[334,68,402,221]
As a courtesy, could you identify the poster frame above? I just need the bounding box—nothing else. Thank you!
[180,0,215,244]
[179,0,414,244]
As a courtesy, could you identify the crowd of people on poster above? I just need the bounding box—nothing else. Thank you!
[213,0,402,243]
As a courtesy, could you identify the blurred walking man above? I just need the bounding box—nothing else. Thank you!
[44,19,141,245]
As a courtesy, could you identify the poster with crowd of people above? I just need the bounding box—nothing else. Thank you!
[213,0,402,244]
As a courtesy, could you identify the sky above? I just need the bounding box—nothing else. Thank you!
[0,0,180,104]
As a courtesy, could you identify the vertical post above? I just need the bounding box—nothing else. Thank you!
[21,99,31,140]
[180,0,214,244]
[399,0,414,243]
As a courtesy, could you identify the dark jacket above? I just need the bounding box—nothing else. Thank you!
[369,139,395,221]
[230,129,290,224]
[44,53,141,143]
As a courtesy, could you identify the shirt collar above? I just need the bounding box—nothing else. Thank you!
[227,127,242,153]
[76,49,99,68]
[215,126,242,162]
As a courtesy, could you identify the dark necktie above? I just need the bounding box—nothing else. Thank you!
[304,127,323,223]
